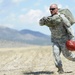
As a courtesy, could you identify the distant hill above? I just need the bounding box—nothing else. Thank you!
[0,26,51,47]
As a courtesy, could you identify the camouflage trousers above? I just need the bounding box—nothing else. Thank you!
[52,37,75,69]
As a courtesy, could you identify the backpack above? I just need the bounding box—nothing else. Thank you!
[59,9,75,25]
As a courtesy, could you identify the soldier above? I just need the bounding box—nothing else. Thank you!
[39,4,75,74]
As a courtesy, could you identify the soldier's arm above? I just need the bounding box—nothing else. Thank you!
[39,17,48,26]
[39,15,62,27]
[39,16,57,27]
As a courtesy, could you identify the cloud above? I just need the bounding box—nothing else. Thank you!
[19,9,44,24]
[44,6,50,15]
[12,0,24,4]
[0,0,3,4]
[0,13,17,28]
[0,12,17,29]
[5,13,16,22]
[0,24,14,28]
[58,4,62,8]
[57,4,69,9]
[21,8,27,12]
[18,5,50,25]
[34,0,42,6]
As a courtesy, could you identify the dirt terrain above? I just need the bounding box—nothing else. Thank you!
[0,46,75,75]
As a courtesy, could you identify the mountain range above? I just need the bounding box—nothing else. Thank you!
[0,26,51,47]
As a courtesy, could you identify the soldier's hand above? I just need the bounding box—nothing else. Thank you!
[39,17,47,25]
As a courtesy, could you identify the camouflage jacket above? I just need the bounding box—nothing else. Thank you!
[39,13,74,43]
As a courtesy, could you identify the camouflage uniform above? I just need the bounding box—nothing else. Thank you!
[39,13,75,69]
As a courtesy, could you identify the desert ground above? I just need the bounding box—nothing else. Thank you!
[0,46,75,75]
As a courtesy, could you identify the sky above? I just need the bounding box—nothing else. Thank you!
[0,0,75,35]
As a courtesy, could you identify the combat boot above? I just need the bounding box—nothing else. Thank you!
[57,67,64,74]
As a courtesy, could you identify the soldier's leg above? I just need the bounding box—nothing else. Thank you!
[53,44,64,73]
[61,43,75,61]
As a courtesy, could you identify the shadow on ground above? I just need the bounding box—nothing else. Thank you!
[23,71,54,75]
[64,71,73,73]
